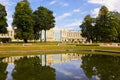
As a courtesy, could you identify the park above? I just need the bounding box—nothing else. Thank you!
[0,0,120,80]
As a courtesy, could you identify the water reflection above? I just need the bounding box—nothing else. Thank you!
[0,53,120,80]
[0,57,8,80]
[81,54,120,80]
[12,56,55,80]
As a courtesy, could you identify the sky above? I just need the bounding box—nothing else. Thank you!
[0,0,120,30]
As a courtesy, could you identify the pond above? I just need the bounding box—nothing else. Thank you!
[0,53,120,80]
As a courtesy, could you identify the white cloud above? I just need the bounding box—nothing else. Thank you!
[88,0,120,12]
[63,20,82,30]
[49,0,57,5]
[0,0,14,7]
[56,8,81,21]
[73,9,80,13]
[53,13,57,16]
[60,3,69,7]
[56,13,72,20]
[88,0,103,4]
[64,20,81,27]
[91,7,100,17]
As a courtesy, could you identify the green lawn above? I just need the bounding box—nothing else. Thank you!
[0,42,120,56]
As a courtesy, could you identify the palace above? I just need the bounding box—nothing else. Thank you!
[0,29,14,40]
[0,28,85,43]
[43,28,85,43]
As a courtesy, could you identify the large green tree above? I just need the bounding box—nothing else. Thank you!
[12,56,56,80]
[109,11,120,42]
[81,54,120,80]
[80,15,95,42]
[95,6,117,42]
[95,6,110,42]
[0,4,8,34]
[12,0,34,43]
[33,6,55,42]
[80,6,120,42]
[0,57,8,80]
[107,11,120,42]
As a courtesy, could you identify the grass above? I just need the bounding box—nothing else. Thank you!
[0,42,120,56]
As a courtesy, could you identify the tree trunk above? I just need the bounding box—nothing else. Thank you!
[24,39,28,43]
[44,30,46,42]
[45,54,46,66]
[39,31,42,42]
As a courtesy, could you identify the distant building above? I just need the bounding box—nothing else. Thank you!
[0,28,85,43]
[0,29,14,40]
[43,28,85,43]
[61,29,85,43]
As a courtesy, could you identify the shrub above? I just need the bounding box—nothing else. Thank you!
[0,38,11,43]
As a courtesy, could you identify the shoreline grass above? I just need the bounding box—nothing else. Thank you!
[0,43,120,56]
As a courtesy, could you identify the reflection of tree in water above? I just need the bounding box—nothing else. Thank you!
[81,54,120,80]
[12,56,56,80]
[0,57,8,80]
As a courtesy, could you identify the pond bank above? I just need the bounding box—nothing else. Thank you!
[0,49,120,54]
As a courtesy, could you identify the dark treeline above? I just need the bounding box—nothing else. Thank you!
[80,6,120,43]
[81,54,120,80]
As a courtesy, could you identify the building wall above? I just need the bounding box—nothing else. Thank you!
[46,29,54,41]
[0,29,14,40]
[54,30,62,41]
[0,28,85,42]
[43,28,85,42]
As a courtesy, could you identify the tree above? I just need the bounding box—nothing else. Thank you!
[12,0,34,43]
[0,57,8,80]
[80,6,120,42]
[80,15,95,42]
[94,6,118,42]
[109,11,120,42]
[33,6,55,42]
[33,10,42,41]
[81,54,120,80]
[12,56,56,80]
[0,4,8,34]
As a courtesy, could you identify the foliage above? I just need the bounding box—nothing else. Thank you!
[0,38,11,43]
[0,4,8,34]
[12,0,34,43]
[81,54,120,80]
[109,12,120,42]
[0,57,8,80]
[33,6,55,42]
[12,56,56,80]
[95,6,116,42]
[80,15,95,42]
[80,5,120,42]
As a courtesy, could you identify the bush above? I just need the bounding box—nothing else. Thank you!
[76,44,99,46]
[0,38,11,43]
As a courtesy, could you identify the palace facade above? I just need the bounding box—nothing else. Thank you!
[0,28,85,43]
[43,28,85,43]
[0,29,14,40]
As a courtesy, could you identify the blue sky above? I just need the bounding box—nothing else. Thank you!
[0,0,120,30]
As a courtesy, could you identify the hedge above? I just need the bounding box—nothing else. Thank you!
[0,38,11,43]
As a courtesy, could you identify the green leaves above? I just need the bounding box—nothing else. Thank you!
[12,0,34,43]
[0,4,8,34]
[12,56,56,80]
[80,6,120,42]
[33,6,55,41]
[80,15,95,42]
[81,54,120,80]
[0,58,8,80]
[12,1,55,42]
